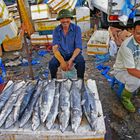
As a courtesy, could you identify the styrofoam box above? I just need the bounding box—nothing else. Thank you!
[53,0,77,13]
[76,7,90,32]
[87,30,110,55]
[31,32,53,45]
[48,0,69,9]
[34,18,60,31]
[0,19,18,42]
[0,0,9,23]
[31,4,51,20]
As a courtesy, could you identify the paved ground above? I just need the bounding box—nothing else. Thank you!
[1,37,140,140]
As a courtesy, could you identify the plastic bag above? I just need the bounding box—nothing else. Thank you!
[62,66,77,79]
[118,0,135,25]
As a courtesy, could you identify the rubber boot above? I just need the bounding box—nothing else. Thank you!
[121,88,135,112]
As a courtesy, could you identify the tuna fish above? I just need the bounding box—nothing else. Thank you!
[82,82,98,130]
[0,81,25,127]
[19,80,43,128]
[70,80,83,132]
[59,81,70,132]
[40,80,56,123]
[31,100,40,130]
[14,81,37,121]
[46,82,60,130]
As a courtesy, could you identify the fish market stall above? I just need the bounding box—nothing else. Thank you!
[0,79,106,140]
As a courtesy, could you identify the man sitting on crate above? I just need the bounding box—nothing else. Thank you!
[49,9,85,79]
[113,20,140,112]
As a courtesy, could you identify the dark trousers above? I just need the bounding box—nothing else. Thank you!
[49,53,85,79]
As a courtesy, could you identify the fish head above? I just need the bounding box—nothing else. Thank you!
[46,121,53,130]
[71,116,81,133]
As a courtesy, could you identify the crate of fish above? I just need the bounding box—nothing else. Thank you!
[0,79,106,140]
[87,30,110,55]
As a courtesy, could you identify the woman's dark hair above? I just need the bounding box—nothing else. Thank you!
[134,20,140,28]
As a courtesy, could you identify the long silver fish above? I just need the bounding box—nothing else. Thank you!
[14,81,36,121]
[70,80,83,132]
[32,80,48,130]
[40,80,55,123]
[38,81,48,122]
[19,80,43,128]
[64,79,72,91]
[32,100,40,130]
[5,82,30,128]
[46,82,60,130]
[19,81,38,119]
[0,81,25,127]
[0,82,15,112]
[59,81,70,132]
[82,82,98,130]
[5,108,14,129]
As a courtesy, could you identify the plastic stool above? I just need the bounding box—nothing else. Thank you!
[111,76,125,98]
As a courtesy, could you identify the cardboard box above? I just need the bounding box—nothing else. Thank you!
[31,32,53,45]
[76,7,90,32]
[0,0,9,23]
[34,18,60,31]
[30,4,51,20]
[0,19,18,42]
[87,30,109,55]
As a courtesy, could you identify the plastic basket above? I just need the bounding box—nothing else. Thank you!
[2,33,22,52]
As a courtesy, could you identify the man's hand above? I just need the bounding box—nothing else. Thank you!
[127,68,140,78]
[67,59,74,70]
[60,61,68,71]
[53,45,68,71]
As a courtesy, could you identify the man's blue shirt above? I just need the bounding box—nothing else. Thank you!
[52,23,82,56]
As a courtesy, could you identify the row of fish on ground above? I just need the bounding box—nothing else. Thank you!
[0,79,100,132]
